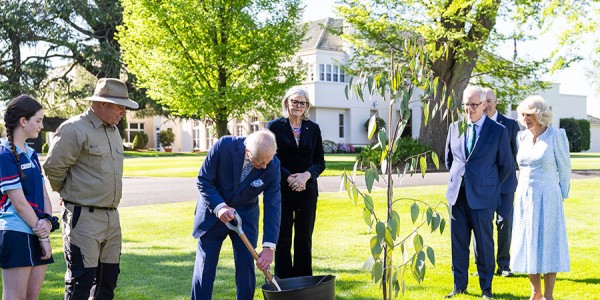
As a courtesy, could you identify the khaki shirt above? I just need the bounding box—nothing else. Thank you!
[43,108,124,208]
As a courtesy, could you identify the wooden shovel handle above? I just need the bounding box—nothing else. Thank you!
[238,233,276,284]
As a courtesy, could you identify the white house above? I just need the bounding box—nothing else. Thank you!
[125,18,597,153]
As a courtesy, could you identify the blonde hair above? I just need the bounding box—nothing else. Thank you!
[281,86,311,120]
[517,95,553,127]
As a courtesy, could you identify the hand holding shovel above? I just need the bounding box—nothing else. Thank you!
[225,210,282,291]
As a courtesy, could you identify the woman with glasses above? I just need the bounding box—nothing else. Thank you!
[266,86,326,279]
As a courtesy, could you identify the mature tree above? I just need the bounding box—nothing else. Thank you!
[0,1,55,100]
[118,0,306,137]
[337,0,593,157]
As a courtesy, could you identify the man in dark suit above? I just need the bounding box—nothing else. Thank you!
[191,130,281,300]
[444,86,513,299]
[481,87,519,277]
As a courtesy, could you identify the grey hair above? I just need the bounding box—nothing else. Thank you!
[245,129,277,158]
[462,86,486,103]
[482,87,496,102]
[281,86,311,120]
[517,95,553,127]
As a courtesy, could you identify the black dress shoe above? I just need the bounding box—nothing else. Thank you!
[482,289,494,299]
[496,267,514,277]
[445,289,466,298]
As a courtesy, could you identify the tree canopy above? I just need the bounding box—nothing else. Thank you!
[337,0,597,157]
[118,0,306,137]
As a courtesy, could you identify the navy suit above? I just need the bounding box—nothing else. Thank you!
[191,136,281,300]
[445,116,513,293]
[488,113,519,270]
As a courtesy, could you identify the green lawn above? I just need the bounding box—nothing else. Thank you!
[22,178,600,299]
[123,152,359,177]
[123,151,600,178]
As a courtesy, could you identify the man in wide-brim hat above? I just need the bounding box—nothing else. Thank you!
[44,78,138,299]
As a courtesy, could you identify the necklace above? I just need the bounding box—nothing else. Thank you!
[291,125,301,134]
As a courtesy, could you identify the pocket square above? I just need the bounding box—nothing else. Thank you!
[250,179,264,187]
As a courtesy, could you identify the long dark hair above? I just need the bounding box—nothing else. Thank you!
[4,95,43,178]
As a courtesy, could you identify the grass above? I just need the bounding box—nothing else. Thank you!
[122,151,600,178]
[122,152,360,178]
[19,178,600,299]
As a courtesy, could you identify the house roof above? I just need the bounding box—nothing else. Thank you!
[588,114,600,124]
[301,18,345,51]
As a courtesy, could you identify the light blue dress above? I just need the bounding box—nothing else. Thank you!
[510,126,571,274]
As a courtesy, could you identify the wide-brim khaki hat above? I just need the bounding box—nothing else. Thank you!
[84,78,139,109]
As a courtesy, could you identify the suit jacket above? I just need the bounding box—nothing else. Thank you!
[496,113,519,194]
[266,117,326,200]
[192,136,281,245]
[445,116,513,209]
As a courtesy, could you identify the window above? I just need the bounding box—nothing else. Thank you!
[333,65,338,82]
[339,113,345,138]
[318,64,346,82]
[319,64,325,81]
[250,117,260,133]
[126,122,145,142]
[192,121,202,149]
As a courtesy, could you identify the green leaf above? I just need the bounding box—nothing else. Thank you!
[419,155,427,177]
[410,202,419,224]
[367,114,377,140]
[423,100,430,126]
[431,151,440,170]
[367,76,374,95]
[372,259,383,283]
[363,207,373,228]
[385,228,394,248]
[426,207,433,225]
[363,194,374,212]
[413,233,423,253]
[362,256,375,272]
[440,218,446,235]
[365,168,377,193]
[391,210,401,237]
[431,212,441,232]
[376,221,386,243]
[378,129,388,150]
[352,185,359,205]
[344,84,349,100]
[370,236,382,259]
[426,246,436,265]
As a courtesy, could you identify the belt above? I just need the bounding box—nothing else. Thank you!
[62,199,117,212]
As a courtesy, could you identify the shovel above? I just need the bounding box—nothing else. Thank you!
[225,210,282,291]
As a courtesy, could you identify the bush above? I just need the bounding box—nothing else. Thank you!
[158,129,175,148]
[132,132,147,150]
[357,137,431,169]
[560,118,583,152]
[577,119,590,151]
[41,143,49,154]
[337,143,355,153]
[353,146,366,154]
[322,140,338,153]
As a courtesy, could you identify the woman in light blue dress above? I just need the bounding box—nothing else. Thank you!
[510,95,570,300]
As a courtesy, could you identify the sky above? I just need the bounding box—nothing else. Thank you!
[301,0,600,117]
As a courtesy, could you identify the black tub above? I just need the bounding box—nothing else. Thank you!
[261,275,335,300]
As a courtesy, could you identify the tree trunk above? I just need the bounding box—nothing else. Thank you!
[215,118,229,138]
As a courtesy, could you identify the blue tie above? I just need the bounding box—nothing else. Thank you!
[240,159,253,182]
[467,124,477,156]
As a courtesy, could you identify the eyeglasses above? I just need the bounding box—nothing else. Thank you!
[462,102,483,109]
[290,100,308,108]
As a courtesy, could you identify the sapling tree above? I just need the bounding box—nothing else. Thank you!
[342,38,461,299]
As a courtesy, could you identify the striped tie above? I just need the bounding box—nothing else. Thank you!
[240,160,253,182]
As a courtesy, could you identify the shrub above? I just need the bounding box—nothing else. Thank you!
[132,132,147,150]
[322,140,338,153]
[158,129,175,148]
[41,143,49,154]
[560,118,583,152]
[353,146,366,154]
[357,137,431,168]
[337,143,355,153]
[577,119,590,151]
